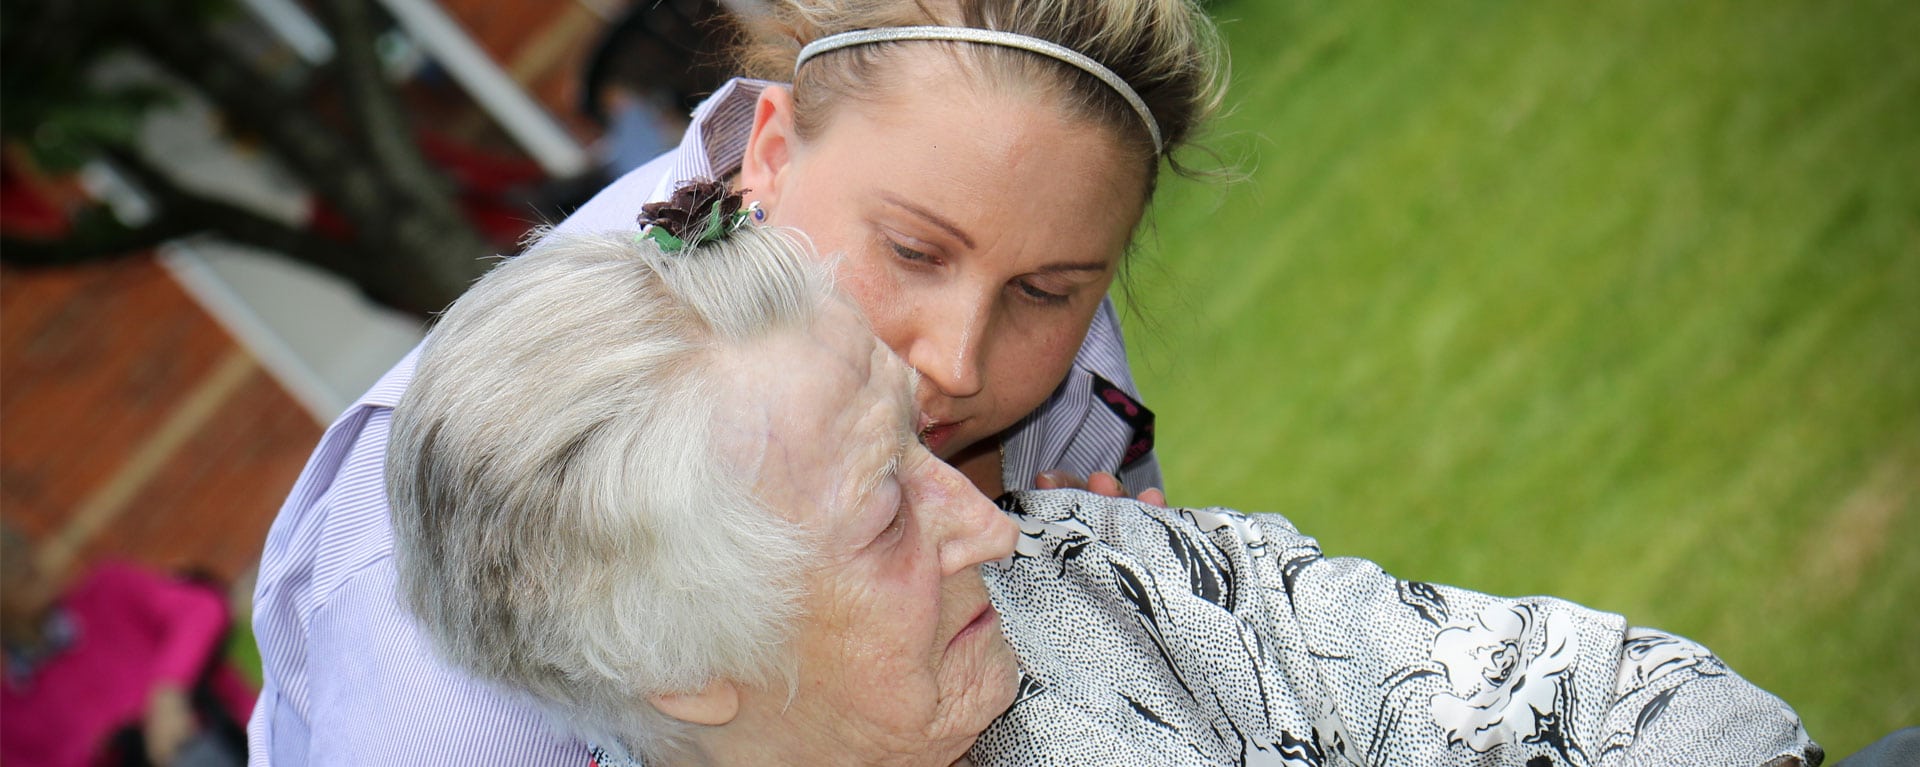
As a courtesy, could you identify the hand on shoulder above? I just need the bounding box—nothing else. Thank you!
[1032,470,1167,507]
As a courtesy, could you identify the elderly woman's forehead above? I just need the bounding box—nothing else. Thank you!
[819,295,913,398]
[708,312,905,437]
[832,323,918,431]
[876,344,918,423]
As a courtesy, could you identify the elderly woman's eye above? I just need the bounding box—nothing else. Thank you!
[879,502,908,541]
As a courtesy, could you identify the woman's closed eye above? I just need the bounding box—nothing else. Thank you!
[876,499,908,543]
[884,231,1081,306]
[1012,278,1072,306]
[868,453,910,547]
[888,239,940,266]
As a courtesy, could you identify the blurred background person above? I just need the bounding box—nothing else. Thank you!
[3,525,251,766]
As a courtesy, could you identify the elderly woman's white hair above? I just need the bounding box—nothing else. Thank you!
[386,223,832,760]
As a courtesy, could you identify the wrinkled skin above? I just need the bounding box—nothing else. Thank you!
[685,298,1022,765]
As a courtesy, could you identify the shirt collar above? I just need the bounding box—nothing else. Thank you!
[649,78,775,202]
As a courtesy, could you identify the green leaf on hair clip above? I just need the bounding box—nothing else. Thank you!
[636,178,752,254]
[640,226,687,253]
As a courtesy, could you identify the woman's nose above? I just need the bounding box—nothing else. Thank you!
[928,459,1018,574]
[903,292,990,399]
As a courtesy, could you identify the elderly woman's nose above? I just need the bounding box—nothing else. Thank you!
[903,293,990,399]
[931,464,1018,574]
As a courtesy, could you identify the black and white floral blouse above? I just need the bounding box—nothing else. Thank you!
[973,490,1821,766]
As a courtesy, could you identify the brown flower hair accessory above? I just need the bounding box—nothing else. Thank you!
[636,178,758,253]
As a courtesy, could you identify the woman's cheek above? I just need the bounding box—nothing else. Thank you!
[1011,314,1089,391]
[974,332,1063,432]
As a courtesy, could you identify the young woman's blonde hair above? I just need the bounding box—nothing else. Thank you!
[736,0,1227,187]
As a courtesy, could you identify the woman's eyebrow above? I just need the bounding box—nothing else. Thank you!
[849,424,910,517]
[878,192,976,250]
[1033,261,1112,274]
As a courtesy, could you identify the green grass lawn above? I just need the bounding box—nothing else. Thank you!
[1125,0,1918,756]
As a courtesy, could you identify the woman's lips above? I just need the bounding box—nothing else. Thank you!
[919,417,962,454]
[949,602,1000,649]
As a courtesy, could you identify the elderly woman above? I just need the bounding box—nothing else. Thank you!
[251,0,1210,759]
[387,190,1820,767]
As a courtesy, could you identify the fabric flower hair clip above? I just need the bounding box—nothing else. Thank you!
[636,178,761,253]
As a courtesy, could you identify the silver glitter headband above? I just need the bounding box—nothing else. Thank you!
[795,25,1163,153]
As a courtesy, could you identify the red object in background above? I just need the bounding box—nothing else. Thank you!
[4,125,548,257]
[422,130,556,245]
[305,129,551,249]
[0,156,77,240]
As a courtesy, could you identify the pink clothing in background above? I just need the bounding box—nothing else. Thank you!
[2,562,228,767]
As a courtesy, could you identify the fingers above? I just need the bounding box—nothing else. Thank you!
[1087,471,1128,497]
[1033,470,1168,507]
[1033,470,1087,490]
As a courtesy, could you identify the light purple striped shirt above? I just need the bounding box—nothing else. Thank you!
[246,78,1160,765]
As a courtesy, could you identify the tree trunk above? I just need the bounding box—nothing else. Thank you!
[111,0,497,316]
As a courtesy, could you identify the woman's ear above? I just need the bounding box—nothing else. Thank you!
[740,85,798,213]
[648,679,740,727]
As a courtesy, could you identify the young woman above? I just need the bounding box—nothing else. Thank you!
[249,0,1222,762]
[562,0,1221,499]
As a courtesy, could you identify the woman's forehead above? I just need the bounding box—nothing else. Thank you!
[825,325,920,455]
[718,310,916,508]
[822,54,1150,192]
[807,96,1145,252]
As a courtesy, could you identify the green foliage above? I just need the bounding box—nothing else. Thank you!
[226,619,263,687]
[1129,0,1919,755]
[0,0,222,170]
[5,86,177,172]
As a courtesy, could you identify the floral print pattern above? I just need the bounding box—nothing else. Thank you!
[1429,603,1579,752]
[972,491,1822,766]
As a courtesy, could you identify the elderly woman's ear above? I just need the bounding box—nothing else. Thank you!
[648,679,741,727]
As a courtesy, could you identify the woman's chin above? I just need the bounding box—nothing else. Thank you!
[935,631,1022,751]
[974,634,1024,724]
[936,434,1007,490]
